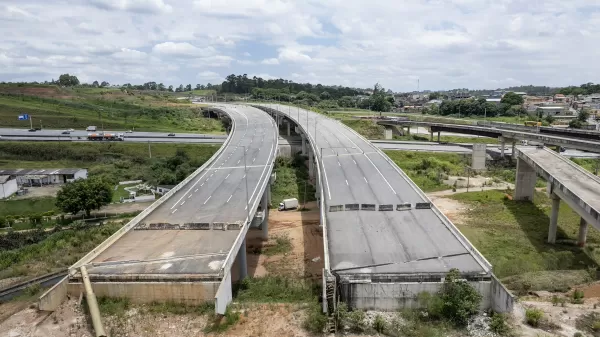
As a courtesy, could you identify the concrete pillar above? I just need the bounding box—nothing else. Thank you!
[238,240,247,279]
[286,121,291,136]
[261,183,269,240]
[384,127,392,140]
[308,149,314,179]
[578,217,589,247]
[437,131,441,143]
[514,157,537,201]
[499,136,506,158]
[511,140,516,159]
[472,144,487,170]
[301,134,307,155]
[548,194,560,244]
[430,130,433,142]
[407,126,411,135]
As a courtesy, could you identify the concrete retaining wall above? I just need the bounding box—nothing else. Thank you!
[38,276,68,311]
[67,281,219,305]
[340,281,492,311]
[491,275,514,313]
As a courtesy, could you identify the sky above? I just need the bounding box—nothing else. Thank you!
[0,0,599,92]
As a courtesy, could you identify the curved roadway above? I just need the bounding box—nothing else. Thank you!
[84,105,277,277]
[259,104,490,277]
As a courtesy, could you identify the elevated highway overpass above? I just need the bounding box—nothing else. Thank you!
[379,120,600,154]
[514,146,600,247]
[39,105,277,314]
[253,104,513,314]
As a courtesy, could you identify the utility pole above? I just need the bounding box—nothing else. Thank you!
[243,146,250,222]
[148,141,152,158]
[29,115,33,130]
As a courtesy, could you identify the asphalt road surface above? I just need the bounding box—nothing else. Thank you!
[0,128,226,140]
[259,104,489,276]
[87,105,277,276]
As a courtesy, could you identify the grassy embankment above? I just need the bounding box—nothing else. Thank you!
[450,190,600,293]
[0,142,218,219]
[270,155,316,207]
[0,85,223,133]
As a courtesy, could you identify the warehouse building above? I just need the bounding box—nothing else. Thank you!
[0,168,88,186]
[0,175,18,198]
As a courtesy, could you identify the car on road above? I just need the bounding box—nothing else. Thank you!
[68,128,75,132]
[168,133,175,136]
[126,130,133,133]
[28,129,36,132]
[61,131,70,134]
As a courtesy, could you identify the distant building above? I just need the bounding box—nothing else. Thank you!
[0,168,88,187]
[536,105,573,118]
[554,94,566,103]
[424,99,443,107]
[525,96,545,105]
[155,185,175,195]
[0,176,17,199]
[513,92,528,96]
[486,98,502,104]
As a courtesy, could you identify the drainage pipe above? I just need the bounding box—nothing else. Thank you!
[81,266,107,337]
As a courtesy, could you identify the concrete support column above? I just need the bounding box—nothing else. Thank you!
[238,240,247,280]
[286,121,291,136]
[261,183,269,240]
[430,130,434,142]
[578,217,589,247]
[499,136,506,158]
[437,131,441,143]
[548,194,560,244]
[514,157,537,201]
[301,134,307,155]
[384,127,392,140]
[511,140,516,159]
[407,126,411,135]
[308,149,314,179]
[472,144,487,170]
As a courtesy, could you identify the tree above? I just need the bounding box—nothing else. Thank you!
[185,84,192,92]
[578,110,590,122]
[55,177,113,216]
[58,73,80,87]
[100,81,109,87]
[195,84,202,90]
[92,80,99,87]
[501,92,524,106]
[320,91,331,100]
[544,114,556,124]
[439,269,482,327]
[168,85,174,92]
[176,84,184,92]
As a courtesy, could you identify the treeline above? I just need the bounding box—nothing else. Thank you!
[426,97,526,118]
[220,74,363,98]
[558,83,600,96]
[249,83,395,112]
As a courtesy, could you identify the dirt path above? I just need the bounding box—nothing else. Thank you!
[245,201,324,279]
[427,184,514,197]
[99,201,153,213]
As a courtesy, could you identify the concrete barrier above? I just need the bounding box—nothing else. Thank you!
[38,276,68,311]
[491,275,514,313]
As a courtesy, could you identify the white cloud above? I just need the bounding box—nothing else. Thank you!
[152,42,215,58]
[0,0,599,90]
[278,48,312,63]
[90,0,172,14]
[261,58,279,65]
[197,71,222,81]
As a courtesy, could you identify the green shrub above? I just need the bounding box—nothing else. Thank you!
[593,320,600,331]
[574,332,583,337]
[302,303,326,334]
[373,314,387,333]
[490,313,511,335]
[439,269,482,326]
[525,308,544,327]
[572,289,585,304]
[347,310,367,332]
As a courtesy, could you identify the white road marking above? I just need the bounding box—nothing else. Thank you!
[243,174,246,178]
[204,196,212,204]
[225,174,230,179]
[338,161,341,166]
[353,159,357,165]
[364,177,368,183]
[194,189,198,192]
[253,157,256,163]
[227,195,233,203]
[237,159,241,164]
[364,153,397,195]
[345,180,349,186]
[181,201,186,205]
[171,209,178,214]
[188,194,192,198]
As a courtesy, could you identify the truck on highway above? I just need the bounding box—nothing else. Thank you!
[278,198,298,211]
[86,126,97,131]
[87,133,124,141]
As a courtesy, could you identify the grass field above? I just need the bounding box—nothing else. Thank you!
[0,86,224,133]
[0,222,121,281]
[0,141,218,192]
[391,133,499,144]
[341,119,386,139]
[271,156,316,207]
[0,197,56,217]
[450,190,600,292]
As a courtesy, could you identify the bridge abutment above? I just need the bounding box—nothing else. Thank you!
[514,157,536,201]
[261,182,270,240]
[472,144,487,170]
[238,240,247,279]
[498,137,506,158]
